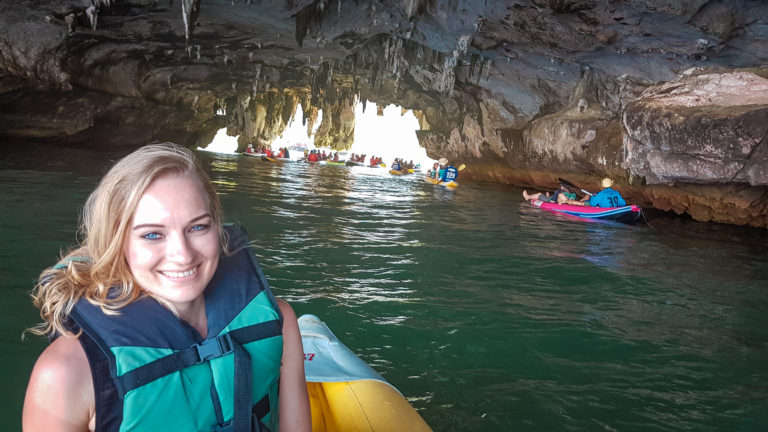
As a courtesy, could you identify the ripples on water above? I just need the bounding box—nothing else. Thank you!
[2,148,768,431]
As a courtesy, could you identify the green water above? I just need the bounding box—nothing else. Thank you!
[2,147,768,431]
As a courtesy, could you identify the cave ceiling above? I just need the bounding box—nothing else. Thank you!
[2,0,764,151]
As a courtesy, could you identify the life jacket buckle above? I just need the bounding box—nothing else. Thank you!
[195,333,234,363]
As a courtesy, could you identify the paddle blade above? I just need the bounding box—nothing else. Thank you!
[458,164,466,171]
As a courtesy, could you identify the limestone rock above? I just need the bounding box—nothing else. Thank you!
[623,70,768,186]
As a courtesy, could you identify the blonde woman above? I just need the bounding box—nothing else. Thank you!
[23,143,310,432]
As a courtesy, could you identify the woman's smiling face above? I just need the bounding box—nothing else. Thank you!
[124,173,220,312]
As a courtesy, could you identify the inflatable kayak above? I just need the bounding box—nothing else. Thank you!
[530,199,642,223]
[243,152,266,157]
[346,160,365,167]
[299,314,432,432]
[389,169,412,175]
[424,176,458,189]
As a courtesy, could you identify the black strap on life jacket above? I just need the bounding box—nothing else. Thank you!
[114,320,281,395]
[114,319,282,432]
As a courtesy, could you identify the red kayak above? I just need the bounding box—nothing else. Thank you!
[530,199,642,223]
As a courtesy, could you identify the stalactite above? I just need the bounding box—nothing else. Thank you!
[282,91,298,128]
[293,0,330,48]
[64,13,76,35]
[181,0,201,45]
[85,2,98,31]
[403,0,419,19]
[477,57,491,85]
[300,92,312,123]
[402,0,436,20]
[469,54,478,81]
[305,105,319,138]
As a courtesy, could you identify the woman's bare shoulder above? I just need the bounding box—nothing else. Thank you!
[276,298,297,320]
[23,336,94,431]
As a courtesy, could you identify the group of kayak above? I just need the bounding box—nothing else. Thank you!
[524,177,643,223]
[245,146,639,222]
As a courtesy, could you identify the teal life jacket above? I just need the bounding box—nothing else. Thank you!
[67,224,284,432]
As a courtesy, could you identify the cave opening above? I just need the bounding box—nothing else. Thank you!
[202,100,435,170]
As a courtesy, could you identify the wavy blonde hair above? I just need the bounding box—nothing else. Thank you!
[29,143,226,337]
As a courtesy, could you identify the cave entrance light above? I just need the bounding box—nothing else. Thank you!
[272,103,321,153]
[200,101,434,170]
[200,127,239,154]
[350,101,435,171]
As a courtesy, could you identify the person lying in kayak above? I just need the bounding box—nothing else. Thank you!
[522,183,577,204]
[566,177,627,207]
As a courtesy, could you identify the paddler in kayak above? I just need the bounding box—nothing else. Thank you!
[523,182,577,204]
[307,149,319,162]
[566,177,627,207]
[427,162,440,179]
[438,158,458,184]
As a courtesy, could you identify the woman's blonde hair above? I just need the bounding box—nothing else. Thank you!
[29,143,225,337]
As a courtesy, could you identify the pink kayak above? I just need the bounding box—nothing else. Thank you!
[530,199,642,223]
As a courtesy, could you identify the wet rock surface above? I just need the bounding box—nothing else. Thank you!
[1,0,767,226]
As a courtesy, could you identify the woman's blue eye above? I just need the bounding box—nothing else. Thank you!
[141,232,162,240]
[190,224,209,232]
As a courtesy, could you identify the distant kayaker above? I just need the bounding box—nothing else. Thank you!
[246,143,255,154]
[391,158,402,171]
[308,149,319,162]
[427,162,440,179]
[567,177,627,207]
[439,158,458,183]
[523,183,577,204]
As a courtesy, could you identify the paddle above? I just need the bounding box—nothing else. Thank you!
[558,177,593,197]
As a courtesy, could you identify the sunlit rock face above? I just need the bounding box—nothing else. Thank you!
[1,0,767,226]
